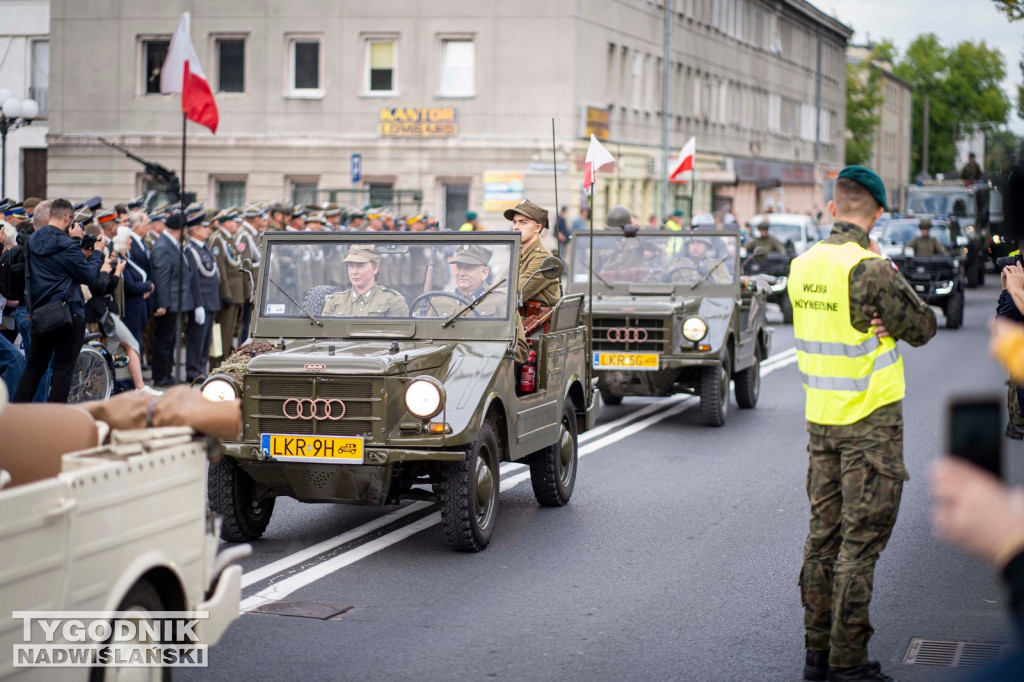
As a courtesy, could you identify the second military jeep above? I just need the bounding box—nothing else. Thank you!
[567,229,771,426]
[201,231,599,552]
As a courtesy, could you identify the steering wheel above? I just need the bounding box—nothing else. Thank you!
[409,290,480,318]
[667,265,702,281]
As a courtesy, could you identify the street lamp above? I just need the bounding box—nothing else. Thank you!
[0,88,39,198]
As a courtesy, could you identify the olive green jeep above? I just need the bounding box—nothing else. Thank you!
[566,228,771,426]
[202,231,599,551]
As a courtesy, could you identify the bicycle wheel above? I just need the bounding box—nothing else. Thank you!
[68,345,113,404]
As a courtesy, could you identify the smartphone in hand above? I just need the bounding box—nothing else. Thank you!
[947,396,1003,479]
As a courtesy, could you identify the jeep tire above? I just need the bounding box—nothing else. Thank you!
[529,402,578,507]
[945,289,964,330]
[700,352,731,427]
[208,457,275,542]
[600,390,623,406]
[734,350,760,409]
[436,420,500,552]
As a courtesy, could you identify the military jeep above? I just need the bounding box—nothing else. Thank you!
[567,229,771,426]
[201,231,599,552]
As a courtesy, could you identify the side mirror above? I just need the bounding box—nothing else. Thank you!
[540,256,564,279]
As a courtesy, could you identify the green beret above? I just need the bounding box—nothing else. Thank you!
[838,165,887,211]
[465,211,478,221]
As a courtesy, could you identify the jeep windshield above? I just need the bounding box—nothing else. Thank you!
[570,232,738,288]
[881,220,952,247]
[260,236,515,321]
[907,192,974,219]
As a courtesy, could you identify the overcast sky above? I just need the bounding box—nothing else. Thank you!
[826,0,1024,133]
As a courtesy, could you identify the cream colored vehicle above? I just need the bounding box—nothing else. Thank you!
[0,422,249,681]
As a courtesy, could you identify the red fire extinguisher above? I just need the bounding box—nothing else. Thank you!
[520,350,537,393]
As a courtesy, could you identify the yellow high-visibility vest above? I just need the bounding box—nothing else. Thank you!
[459,222,474,232]
[665,219,682,231]
[788,241,905,425]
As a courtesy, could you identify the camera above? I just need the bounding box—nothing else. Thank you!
[996,253,1022,269]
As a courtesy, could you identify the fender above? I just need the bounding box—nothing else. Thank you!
[98,550,191,614]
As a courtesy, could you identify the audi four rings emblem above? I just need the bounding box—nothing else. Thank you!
[606,327,648,343]
[304,363,326,371]
[283,398,346,421]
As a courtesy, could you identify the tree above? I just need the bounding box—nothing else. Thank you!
[986,128,1021,174]
[993,0,1024,21]
[845,61,882,167]
[895,35,1010,177]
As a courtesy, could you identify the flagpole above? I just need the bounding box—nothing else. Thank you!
[587,183,594,324]
[688,168,695,231]
[551,118,560,256]
[175,113,186,382]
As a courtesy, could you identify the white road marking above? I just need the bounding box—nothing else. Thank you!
[238,345,800,611]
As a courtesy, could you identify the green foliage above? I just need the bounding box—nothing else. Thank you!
[993,0,1024,21]
[894,34,1010,177]
[986,128,1021,174]
[845,61,882,167]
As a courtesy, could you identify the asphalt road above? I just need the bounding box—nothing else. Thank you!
[183,279,1020,682]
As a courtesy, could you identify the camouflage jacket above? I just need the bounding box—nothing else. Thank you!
[807,221,937,438]
[906,235,948,257]
[746,235,787,255]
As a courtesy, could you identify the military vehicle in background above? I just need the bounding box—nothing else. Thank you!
[97,137,196,211]
[566,223,771,427]
[905,181,992,287]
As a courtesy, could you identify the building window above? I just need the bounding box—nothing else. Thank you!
[440,38,474,97]
[216,37,246,93]
[291,180,319,207]
[216,179,247,208]
[366,39,396,94]
[368,182,394,208]
[30,39,48,117]
[289,37,321,92]
[141,38,171,94]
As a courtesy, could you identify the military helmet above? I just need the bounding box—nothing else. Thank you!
[606,205,632,229]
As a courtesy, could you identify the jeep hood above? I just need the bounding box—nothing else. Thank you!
[246,340,455,375]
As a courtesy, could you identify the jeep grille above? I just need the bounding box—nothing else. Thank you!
[245,376,383,441]
[591,317,667,352]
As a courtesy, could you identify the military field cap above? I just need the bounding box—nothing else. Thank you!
[306,213,326,225]
[291,205,308,218]
[919,217,932,229]
[688,235,713,246]
[323,206,341,217]
[503,199,549,229]
[165,211,187,231]
[838,165,887,211]
[449,244,493,267]
[148,211,168,223]
[74,207,94,225]
[757,220,771,230]
[465,211,478,221]
[349,207,366,219]
[215,208,240,222]
[268,202,292,215]
[343,244,381,263]
[187,208,208,227]
[22,197,41,211]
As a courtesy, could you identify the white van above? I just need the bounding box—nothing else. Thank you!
[747,213,819,255]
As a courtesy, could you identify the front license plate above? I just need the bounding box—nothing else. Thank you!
[593,352,659,371]
[260,433,364,464]
[914,284,926,292]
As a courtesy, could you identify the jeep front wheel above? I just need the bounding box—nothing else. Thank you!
[734,350,760,409]
[208,457,275,542]
[436,420,500,552]
[600,390,623,406]
[529,403,578,507]
[780,295,794,324]
[945,289,964,329]
[699,353,730,427]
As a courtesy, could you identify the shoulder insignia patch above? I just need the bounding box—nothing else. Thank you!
[213,247,221,256]
[237,242,246,252]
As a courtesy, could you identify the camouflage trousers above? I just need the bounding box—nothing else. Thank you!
[799,422,906,669]
[1007,380,1024,436]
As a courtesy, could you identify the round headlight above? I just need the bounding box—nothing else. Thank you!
[201,378,237,402]
[682,316,708,342]
[405,378,444,419]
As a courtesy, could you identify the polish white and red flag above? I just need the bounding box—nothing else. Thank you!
[160,12,219,133]
[583,134,615,191]
[669,137,696,182]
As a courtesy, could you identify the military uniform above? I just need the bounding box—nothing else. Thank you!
[519,240,561,306]
[321,284,408,317]
[961,158,983,181]
[747,233,787,255]
[906,234,948,257]
[208,226,245,366]
[792,218,936,671]
[235,219,262,340]
[321,245,409,317]
[185,237,222,379]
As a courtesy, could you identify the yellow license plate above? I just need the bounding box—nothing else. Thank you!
[260,434,364,464]
[593,352,659,371]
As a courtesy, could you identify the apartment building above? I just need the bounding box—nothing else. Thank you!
[46,0,850,227]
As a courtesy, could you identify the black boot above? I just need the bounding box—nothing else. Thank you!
[828,661,896,681]
[804,650,829,681]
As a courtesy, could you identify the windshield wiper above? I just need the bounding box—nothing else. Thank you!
[269,276,323,327]
[442,278,507,328]
[586,264,613,288]
[690,258,728,290]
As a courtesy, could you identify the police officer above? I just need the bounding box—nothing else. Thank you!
[321,245,408,317]
[504,199,561,308]
[905,218,948,257]
[788,165,936,682]
[184,220,221,381]
[746,220,787,255]
[208,209,245,367]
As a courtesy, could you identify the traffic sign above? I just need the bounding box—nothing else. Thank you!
[350,153,362,184]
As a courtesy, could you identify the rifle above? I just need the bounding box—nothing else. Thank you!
[97,137,182,199]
